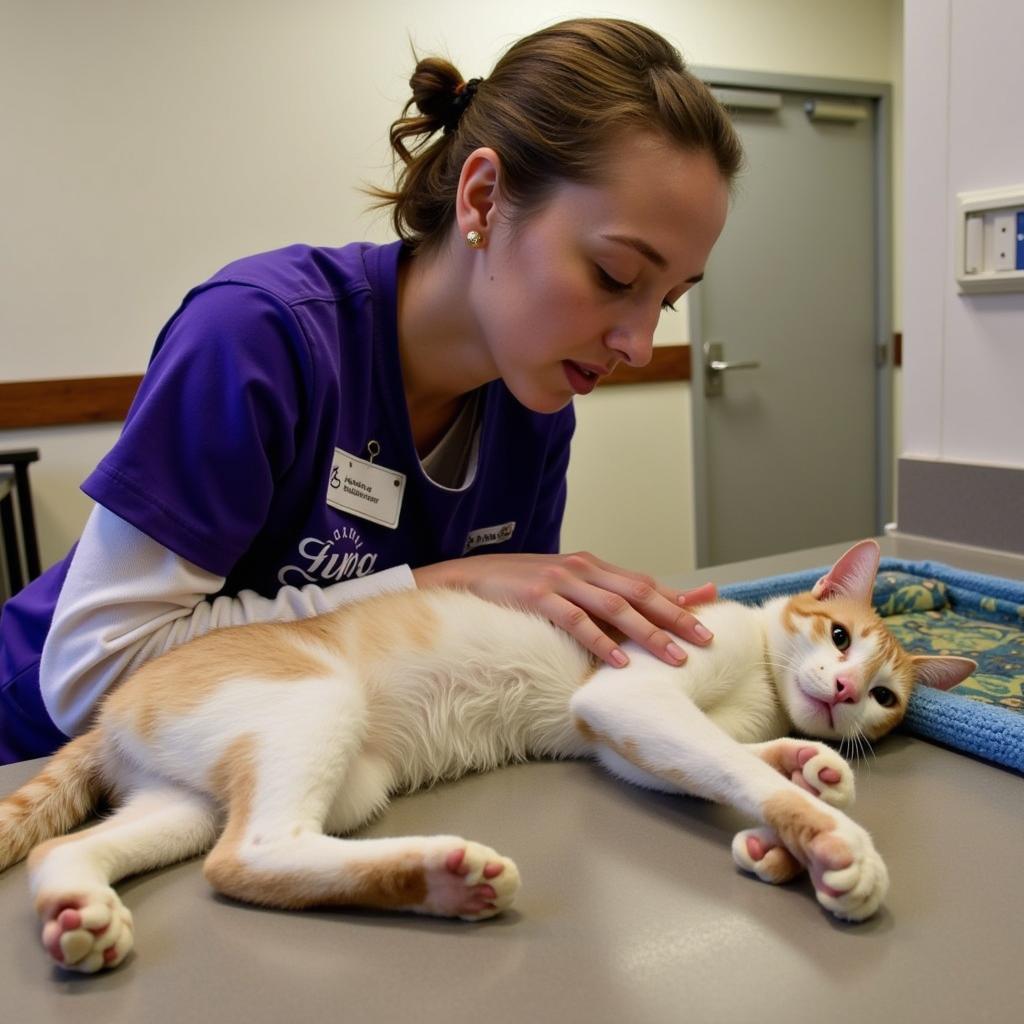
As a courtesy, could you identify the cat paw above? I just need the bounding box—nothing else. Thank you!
[805,818,889,922]
[794,744,855,808]
[763,793,888,922]
[418,839,520,921]
[756,739,855,808]
[36,886,134,972]
[731,827,804,884]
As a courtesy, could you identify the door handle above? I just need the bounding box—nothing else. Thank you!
[703,342,761,397]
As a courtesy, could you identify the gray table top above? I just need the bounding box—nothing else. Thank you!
[2,534,1022,1023]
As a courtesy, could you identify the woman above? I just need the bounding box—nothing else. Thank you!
[0,18,742,763]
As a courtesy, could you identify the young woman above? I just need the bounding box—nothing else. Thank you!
[0,18,742,763]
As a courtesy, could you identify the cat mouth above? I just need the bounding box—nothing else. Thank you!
[805,695,835,730]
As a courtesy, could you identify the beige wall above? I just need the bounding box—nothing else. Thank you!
[1,0,902,575]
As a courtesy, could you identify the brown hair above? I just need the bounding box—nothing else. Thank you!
[370,18,743,254]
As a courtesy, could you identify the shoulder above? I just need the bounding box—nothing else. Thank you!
[203,240,404,308]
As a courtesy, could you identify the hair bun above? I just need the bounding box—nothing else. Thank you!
[408,57,463,128]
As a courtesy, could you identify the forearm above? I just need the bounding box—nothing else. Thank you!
[40,506,414,735]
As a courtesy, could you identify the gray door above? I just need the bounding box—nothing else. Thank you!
[690,79,889,567]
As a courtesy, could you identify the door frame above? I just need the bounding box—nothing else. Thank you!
[688,67,893,568]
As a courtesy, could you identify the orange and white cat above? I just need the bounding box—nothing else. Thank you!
[0,540,973,973]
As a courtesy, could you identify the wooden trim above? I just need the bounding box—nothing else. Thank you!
[599,345,691,387]
[0,376,142,429]
[0,333,898,427]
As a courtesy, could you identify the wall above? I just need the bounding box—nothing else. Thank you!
[898,0,1024,551]
[0,0,901,575]
[902,0,1024,467]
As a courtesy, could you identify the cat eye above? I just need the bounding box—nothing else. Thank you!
[871,687,898,708]
[830,623,851,651]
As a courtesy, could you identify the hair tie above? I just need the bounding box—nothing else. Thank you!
[443,77,483,134]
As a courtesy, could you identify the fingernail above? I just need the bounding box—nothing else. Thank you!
[611,648,629,667]
[694,625,714,642]
[666,641,686,663]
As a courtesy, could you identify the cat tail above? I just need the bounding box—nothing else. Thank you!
[0,730,107,872]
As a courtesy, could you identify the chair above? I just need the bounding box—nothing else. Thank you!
[0,449,41,598]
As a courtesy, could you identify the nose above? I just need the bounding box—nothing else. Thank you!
[832,674,858,705]
[606,315,656,368]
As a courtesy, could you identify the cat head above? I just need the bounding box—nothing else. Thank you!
[771,540,976,743]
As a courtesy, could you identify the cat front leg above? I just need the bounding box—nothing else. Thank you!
[731,739,857,890]
[570,671,889,921]
[747,738,855,808]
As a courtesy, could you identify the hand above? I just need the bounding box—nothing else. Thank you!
[412,551,716,668]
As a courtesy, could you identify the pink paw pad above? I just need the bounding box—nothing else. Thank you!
[746,835,770,861]
[797,746,842,786]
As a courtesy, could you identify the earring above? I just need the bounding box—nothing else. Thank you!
[466,230,484,249]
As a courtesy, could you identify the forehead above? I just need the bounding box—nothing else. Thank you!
[532,133,729,269]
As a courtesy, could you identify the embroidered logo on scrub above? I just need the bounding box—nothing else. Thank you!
[278,526,379,585]
[463,522,516,554]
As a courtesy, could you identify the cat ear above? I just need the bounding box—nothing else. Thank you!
[911,655,977,691]
[811,539,881,602]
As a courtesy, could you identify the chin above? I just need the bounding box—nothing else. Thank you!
[512,386,574,415]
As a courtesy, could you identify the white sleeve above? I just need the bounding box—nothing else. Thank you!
[40,505,416,736]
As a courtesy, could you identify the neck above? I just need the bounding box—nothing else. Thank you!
[396,239,499,440]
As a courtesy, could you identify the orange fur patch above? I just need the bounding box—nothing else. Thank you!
[103,590,440,742]
[762,791,836,861]
[5,731,106,872]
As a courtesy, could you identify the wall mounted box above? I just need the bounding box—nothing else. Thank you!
[955,185,1024,293]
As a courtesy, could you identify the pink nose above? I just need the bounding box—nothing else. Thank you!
[833,675,858,705]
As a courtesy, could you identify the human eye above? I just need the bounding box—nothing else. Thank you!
[661,298,678,312]
[595,265,632,294]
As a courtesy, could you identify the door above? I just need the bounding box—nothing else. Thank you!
[690,80,890,567]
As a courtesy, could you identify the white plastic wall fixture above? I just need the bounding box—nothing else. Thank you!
[955,185,1024,293]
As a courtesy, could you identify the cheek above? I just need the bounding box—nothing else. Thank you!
[499,238,598,328]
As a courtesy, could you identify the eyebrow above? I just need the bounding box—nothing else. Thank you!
[601,233,705,284]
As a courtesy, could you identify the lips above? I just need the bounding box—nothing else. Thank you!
[563,360,606,395]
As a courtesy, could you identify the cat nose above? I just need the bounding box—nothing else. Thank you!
[833,675,858,704]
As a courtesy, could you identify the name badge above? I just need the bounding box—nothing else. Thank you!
[327,445,405,529]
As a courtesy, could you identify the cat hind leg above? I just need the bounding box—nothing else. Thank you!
[201,706,520,921]
[28,783,219,972]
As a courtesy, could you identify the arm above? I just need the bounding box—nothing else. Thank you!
[40,506,414,736]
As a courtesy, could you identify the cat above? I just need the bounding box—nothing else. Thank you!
[0,539,975,973]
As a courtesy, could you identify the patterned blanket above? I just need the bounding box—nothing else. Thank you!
[720,559,1024,774]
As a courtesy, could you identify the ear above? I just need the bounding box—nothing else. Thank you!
[811,539,881,602]
[455,147,503,239]
[911,655,977,691]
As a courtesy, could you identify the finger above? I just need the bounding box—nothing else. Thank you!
[571,553,686,605]
[569,567,715,650]
[539,593,631,668]
[550,579,692,667]
[678,582,717,606]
